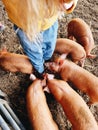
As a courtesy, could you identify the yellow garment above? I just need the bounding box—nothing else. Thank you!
[40,15,58,31]
[2,0,58,33]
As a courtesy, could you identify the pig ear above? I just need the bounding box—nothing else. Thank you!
[59,59,64,66]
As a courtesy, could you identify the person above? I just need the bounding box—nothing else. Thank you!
[2,0,78,75]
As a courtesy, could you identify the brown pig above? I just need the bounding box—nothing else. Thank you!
[26,79,58,130]
[45,59,98,104]
[67,18,96,58]
[0,48,33,74]
[55,38,86,66]
[46,76,98,130]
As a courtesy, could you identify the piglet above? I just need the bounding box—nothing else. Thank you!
[67,18,96,58]
[45,59,98,104]
[46,75,98,130]
[26,79,58,130]
[55,38,86,66]
[0,48,33,74]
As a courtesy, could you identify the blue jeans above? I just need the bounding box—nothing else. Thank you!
[14,21,58,73]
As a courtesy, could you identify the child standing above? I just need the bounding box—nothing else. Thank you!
[2,0,78,74]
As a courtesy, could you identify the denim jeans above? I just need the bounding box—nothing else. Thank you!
[14,21,58,73]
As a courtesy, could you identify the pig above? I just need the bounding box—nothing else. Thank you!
[55,38,86,66]
[0,48,33,74]
[45,59,98,104]
[26,79,58,130]
[46,75,98,130]
[67,18,96,58]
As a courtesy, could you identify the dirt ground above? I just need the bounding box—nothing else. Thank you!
[0,0,98,130]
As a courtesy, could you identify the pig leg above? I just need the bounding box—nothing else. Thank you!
[26,79,58,130]
[78,37,96,58]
